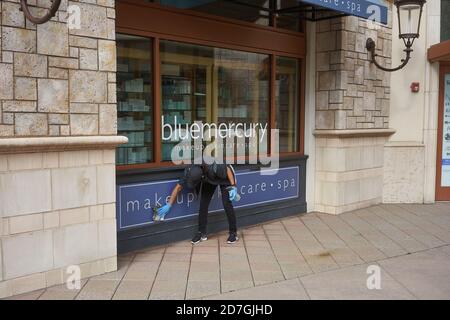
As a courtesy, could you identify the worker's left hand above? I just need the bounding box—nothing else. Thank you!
[228,186,238,201]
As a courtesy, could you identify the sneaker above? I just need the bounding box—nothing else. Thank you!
[191,232,207,245]
[227,233,239,244]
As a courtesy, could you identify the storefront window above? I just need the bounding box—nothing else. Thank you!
[276,57,299,153]
[116,34,153,165]
[160,40,270,161]
[276,0,303,32]
[151,0,271,26]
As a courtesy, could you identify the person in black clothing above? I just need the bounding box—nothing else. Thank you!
[155,163,239,244]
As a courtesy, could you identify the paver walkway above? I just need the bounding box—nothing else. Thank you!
[5,203,450,300]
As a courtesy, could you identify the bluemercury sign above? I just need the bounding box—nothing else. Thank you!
[301,0,388,25]
[116,167,299,230]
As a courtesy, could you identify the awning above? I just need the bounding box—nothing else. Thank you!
[299,0,388,24]
[158,0,389,25]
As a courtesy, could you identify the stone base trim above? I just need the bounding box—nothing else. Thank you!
[0,256,117,299]
[0,136,128,155]
[315,133,392,215]
[315,197,382,215]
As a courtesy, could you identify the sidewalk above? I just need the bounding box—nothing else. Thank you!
[5,203,450,300]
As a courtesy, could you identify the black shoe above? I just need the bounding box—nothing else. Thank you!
[191,232,207,244]
[227,233,239,244]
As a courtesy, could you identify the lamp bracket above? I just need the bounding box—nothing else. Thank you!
[366,38,412,72]
[19,0,61,25]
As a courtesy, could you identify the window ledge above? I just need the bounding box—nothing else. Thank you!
[313,129,396,138]
[0,135,128,155]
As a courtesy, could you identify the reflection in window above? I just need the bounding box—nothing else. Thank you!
[276,0,303,32]
[160,40,270,161]
[116,34,153,165]
[276,57,299,153]
[147,0,307,31]
[151,0,270,26]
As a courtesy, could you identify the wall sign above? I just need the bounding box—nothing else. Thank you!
[301,0,388,25]
[116,166,300,230]
[442,75,450,187]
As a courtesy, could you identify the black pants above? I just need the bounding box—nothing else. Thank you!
[198,182,237,234]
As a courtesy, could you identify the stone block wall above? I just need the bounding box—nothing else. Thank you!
[314,13,395,214]
[315,134,389,214]
[315,15,392,130]
[0,0,122,298]
[0,0,117,137]
[0,149,117,298]
[383,143,425,203]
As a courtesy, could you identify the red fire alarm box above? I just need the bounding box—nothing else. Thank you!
[410,82,420,93]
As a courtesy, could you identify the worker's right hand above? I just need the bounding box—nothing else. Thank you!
[156,203,172,220]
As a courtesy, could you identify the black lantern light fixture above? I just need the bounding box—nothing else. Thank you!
[366,0,426,72]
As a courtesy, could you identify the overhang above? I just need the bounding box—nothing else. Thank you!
[428,39,450,63]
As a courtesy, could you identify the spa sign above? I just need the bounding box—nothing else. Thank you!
[301,0,388,25]
[116,167,299,230]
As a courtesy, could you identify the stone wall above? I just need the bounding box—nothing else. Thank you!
[0,0,117,137]
[0,149,118,297]
[315,15,391,130]
[314,14,394,214]
[0,0,122,298]
[383,143,425,203]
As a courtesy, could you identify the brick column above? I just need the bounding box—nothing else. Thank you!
[314,14,395,214]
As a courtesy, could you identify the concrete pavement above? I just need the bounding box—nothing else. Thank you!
[4,203,450,300]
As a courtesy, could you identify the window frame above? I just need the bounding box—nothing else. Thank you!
[116,0,305,171]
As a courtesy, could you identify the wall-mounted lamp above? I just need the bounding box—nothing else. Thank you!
[20,0,61,24]
[366,0,426,72]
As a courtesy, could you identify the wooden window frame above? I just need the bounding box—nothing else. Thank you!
[116,0,306,171]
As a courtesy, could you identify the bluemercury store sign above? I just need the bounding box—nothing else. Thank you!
[301,0,389,25]
[116,167,299,230]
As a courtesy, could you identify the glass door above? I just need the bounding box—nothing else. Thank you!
[436,65,450,200]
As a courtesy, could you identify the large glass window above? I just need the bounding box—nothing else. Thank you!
[147,0,306,32]
[276,56,299,153]
[151,0,271,26]
[116,34,153,165]
[116,36,302,167]
[160,40,270,161]
[276,0,304,32]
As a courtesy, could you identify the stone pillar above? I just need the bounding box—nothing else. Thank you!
[314,14,394,214]
[0,0,125,298]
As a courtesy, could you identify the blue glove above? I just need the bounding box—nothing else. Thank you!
[156,203,172,220]
[228,186,238,201]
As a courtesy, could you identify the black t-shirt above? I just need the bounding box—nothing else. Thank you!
[204,163,230,186]
[178,164,233,188]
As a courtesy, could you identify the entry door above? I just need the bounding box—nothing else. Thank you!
[436,65,450,200]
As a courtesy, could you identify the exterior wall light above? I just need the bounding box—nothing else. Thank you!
[366,0,426,72]
[20,0,62,24]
